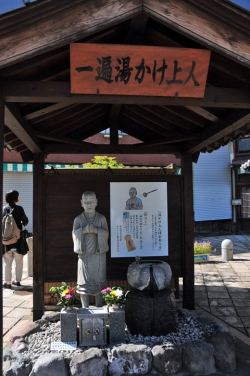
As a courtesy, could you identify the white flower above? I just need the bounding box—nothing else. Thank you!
[115,289,123,297]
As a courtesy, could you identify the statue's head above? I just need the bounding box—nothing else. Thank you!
[129,187,137,198]
[81,191,98,213]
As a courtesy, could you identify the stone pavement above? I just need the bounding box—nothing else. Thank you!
[2,253,33,349]
[2,233,250,374]
[191,233,250,339]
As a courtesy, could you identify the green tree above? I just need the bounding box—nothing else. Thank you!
[82,156,124,168]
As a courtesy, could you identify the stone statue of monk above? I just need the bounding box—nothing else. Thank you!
[72,191,109,307]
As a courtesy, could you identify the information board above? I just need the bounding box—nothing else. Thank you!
[110,182,168,257]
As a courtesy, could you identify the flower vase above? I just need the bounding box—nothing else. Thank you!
[62,306,74,312]
[112,304,121,310]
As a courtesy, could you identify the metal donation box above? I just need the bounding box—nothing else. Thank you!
[78,307,108,346]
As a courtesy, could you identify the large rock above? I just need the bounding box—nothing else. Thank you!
[152,343,182,374]
[3,355,33,376]
[29,353,68,376]
[125,287,176,336]
[208,332,236,371]
[9,338,29,353]
[70,348,108,376]
[109,344,152,376]
[182,340,216,375]
[127,261,172,290]
[8,322,41,347]
[41,312,60,322]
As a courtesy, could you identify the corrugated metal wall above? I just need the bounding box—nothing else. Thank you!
[3,172,33,233]
[193,145,232,221]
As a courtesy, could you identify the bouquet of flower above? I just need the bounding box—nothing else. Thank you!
[49,282,80,309]
[101,286,126,306]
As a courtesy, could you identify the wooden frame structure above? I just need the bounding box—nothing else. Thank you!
[1,0,250,330]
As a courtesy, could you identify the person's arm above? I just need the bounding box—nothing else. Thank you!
[72,216,85,254]
[125,199,131,210]
[137,198,143,210]
[20,206,29,226]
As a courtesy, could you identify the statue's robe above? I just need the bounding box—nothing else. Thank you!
[72,211,109,296]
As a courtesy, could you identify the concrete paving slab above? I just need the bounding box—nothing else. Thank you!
[3,298,30,307]
[210,306,237,316]
[209,298,234,307]
[217,315,245,327]
[18,297,33,308]
[2,290,14,298]
[235,307,250,316]
[232,298,250,307]
[195,298,209,306]
[3,318,20,334]
[207,291,231,299]
[228,292,250,299]
[226,286,249,292]
[241,317,250,326]
[5,307,32,318]
[3,307,14,316]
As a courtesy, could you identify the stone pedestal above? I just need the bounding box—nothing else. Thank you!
[109,307,125,345]
[60,308,77,342]
[125,287,176,336]
[78,307,108,347]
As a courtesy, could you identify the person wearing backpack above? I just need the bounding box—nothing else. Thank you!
[2,190,29,289]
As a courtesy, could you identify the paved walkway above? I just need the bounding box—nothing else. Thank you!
[2,253,33,349]
[2,233,250,374]
[191,233,250,340]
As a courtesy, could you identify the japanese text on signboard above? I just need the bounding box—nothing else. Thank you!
[70,44,211,98]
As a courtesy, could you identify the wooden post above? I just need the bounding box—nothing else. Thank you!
[181,153,195,310]
[33,153,45,320]
[0,88,4,375]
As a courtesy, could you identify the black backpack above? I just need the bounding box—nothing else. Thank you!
[2,207,21,245]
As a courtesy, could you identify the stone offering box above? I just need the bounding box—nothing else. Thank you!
[61,307,125,347]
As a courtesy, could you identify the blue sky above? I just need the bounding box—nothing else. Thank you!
[228,0,250,10]
[0,0,37,14]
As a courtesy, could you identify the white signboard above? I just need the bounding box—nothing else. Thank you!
[110,182,168,257]
[51,342,77,351]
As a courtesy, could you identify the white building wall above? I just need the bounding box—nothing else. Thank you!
[193,145,232,221]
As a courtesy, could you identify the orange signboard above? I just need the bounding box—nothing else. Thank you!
[70,43,211,98]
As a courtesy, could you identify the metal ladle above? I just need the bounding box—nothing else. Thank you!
[143,189,158,197]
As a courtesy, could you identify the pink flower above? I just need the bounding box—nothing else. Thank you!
[101,287,111,294]
[65,294,72,300]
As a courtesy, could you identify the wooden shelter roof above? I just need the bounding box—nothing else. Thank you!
[1,0,250,162]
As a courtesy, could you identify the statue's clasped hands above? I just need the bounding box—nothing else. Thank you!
[83,224,98,235]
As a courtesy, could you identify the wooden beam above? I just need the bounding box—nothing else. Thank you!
[0,88,4,375]
[109,105,122,146]
[2,82,250,108]
[4,103,43,153]
[143,0,250,67]
[0,0,249,69]
[181,153,195,310]
[33,153,45,320]
[122,106,175,138]
[0,0,142,69]
[134,135,196,148]
[185,106,220,123]
[35,131,97,148]
[24,103,73,120]
[20,150,34,163]
[125,105,194,137]
[183,109,250,153]
[43,143,182,155]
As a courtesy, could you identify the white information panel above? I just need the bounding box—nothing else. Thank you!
[110,182,168,257]
[51,342,77,351]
